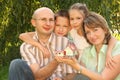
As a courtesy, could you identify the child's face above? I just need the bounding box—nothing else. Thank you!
[69,9,84,30]
[54,16,70,36]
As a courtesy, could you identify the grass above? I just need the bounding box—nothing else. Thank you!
[0,65,9,80]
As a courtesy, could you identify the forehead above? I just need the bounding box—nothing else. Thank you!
[34,8,54,18]
[85,25,103,32]
[56,16,69,21]
[56,17,70,25]
[69,9,84,17]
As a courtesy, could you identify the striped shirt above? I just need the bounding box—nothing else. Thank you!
[20,32,76,79]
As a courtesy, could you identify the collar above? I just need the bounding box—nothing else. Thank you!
[90,44,107,57]
[33,32,54,45]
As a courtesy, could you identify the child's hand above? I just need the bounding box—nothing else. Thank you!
[38,45,50,58]
[106,55,116,69]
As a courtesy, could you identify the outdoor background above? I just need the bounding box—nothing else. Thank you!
[0,0,120,80]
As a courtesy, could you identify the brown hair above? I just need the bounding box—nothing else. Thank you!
[82,12,111,44]
[69,3,89,18]
[55,9,69,20]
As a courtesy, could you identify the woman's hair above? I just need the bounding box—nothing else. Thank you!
[55,9,70,21]
[69,3,89,18]
[82,12,111,44]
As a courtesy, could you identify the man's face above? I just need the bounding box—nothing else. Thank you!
[33,9,55,36]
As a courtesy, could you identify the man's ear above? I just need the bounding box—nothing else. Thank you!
[31,19,36,27]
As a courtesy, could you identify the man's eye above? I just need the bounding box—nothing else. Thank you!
[41,19,46,21]
[50,19,54,22]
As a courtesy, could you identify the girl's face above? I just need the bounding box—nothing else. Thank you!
[54,16,70,36]
[85,26,106,46]
[69,9,84,30]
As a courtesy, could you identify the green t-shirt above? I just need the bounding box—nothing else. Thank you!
[79,41,120,80]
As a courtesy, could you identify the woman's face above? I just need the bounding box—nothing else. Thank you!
[85,26,106,46]
[69,9,84,30]
[54,16,70,36]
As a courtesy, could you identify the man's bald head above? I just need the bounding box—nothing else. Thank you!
[32,7,54,19]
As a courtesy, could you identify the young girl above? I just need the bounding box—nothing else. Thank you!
[68,3,90,57]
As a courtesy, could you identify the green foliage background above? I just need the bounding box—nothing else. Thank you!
[0,0,120,67]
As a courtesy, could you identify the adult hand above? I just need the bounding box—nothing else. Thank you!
[55,56,77,66]
[53,77,62,80]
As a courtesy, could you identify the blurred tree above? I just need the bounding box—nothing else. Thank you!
[0,0,119,66]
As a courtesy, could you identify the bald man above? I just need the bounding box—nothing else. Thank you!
[9,7,76,80]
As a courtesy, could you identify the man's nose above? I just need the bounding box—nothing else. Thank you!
[46,20,50,25]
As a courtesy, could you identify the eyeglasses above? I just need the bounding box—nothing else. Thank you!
[34,18,54,23]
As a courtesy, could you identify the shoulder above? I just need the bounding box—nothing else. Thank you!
[79,46,93,63]
[83,45,92,53]
[69,29,77,36]
[80,46,92,58]
[20,42,34,52]
[114,41,120,47]
[112,41,120,56]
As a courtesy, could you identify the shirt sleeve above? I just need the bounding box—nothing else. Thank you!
[112,41,120,56]
[20,43,37,65]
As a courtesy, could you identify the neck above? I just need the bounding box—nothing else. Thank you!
[37,33,51,43]
[77,29,83,36]
[95,44,102,54]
